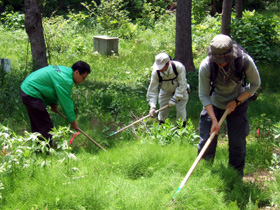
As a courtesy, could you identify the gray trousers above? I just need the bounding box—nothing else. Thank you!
[158,92,188,122]
[198,100,249,175]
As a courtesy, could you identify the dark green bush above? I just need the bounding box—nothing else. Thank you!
[231,10,279,63]
[0,10,25,30]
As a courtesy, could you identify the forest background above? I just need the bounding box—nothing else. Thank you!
[0,0,280,209]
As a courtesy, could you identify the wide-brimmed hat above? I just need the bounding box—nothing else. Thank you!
[152,53,170,70]
[209,34,238,64]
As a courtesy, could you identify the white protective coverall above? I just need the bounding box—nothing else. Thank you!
[147,61,189,122]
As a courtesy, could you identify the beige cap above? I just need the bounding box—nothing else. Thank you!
[152,53,170,70]
[210,34,233,55]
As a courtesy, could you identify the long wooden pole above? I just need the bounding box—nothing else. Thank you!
[108,105,169,137]
[57,111,107,152]
[171,108,229,202]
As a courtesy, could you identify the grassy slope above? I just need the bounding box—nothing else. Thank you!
[0,141,271,209]
[0,11,280,210]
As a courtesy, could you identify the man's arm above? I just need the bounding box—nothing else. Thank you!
[227,55,261,114]
[205,104,220,135]
[50,104,58,113]
[55,84,76,122]
[147,71,160,109]
[226,91,251,114]
[70,120,79,131]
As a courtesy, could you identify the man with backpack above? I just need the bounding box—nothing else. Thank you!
[198,34,261,176]
[147,52,189,127]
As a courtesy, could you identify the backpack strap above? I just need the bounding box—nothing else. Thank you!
[209,62,218,96]
[234,53,249,87]
[209,53,249,96]
[156,61,178,84]
[156,70,163,83]
[170,61,178,77]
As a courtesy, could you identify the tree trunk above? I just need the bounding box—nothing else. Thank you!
[221,0,233,35]
[24,0,48,70]
[210,0,218,16]
[235,0,243,19]
[175,0,195,72]
[0,4,4,14]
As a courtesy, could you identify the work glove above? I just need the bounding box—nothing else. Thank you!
[149,107,156,117]
[168,97,176,107]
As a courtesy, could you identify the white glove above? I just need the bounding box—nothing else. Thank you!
[149,107,156,117]
[168,97,176,107]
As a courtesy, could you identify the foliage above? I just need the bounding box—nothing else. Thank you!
[243,0,278,10]
[0,5,280,209]
[139,118,199,146]
[192,0,211,23]
[127,0,173,27]
[0,124,77,200]
[72,82,147,124]
[0,10,24,30]
[249,114,275,168]
[269,122,280,171]
[82,0,138,39]
[231,10,280,64]
[0,67,25,120]
[264,0,280,11]
[0,139,271,209]
[192,15,221,64]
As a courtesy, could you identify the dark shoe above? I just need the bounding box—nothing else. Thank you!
[158,120,165,125]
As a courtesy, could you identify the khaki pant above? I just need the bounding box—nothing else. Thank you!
[158,91,189,122]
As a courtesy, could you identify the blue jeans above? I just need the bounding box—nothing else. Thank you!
[198,101,249,175]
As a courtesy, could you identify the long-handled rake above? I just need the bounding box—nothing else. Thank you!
[170,108,229,204]
[57,111,107,152]
[108,105,169,137]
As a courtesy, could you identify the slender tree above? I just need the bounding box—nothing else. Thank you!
[210,0,218,16]
[175,0,195,72]
[24,0,48,70]
[221,0,233,35]
[236,0,243,19]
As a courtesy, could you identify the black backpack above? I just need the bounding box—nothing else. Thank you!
[209,50,249,96]
[156,59,191,94]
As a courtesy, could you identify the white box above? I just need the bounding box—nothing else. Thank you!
[94,36,119,55]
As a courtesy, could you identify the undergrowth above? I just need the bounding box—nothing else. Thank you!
[0,3,279,209]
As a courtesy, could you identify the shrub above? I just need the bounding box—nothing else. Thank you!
[0,10,25,30]
[231,10,280,63]
[83,0,138,39]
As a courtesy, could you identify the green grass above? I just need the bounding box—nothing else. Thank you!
[0,141,271,209]
[0,9,280,210]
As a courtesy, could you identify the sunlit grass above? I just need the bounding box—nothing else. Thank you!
[0,140,270,209]
[0,10,279,209]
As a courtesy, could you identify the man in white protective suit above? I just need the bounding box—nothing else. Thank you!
[146,52,189,127]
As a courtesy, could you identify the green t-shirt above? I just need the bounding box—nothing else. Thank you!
[21,65,75,122]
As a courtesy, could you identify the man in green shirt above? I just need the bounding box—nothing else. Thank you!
[20,61,91,146]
